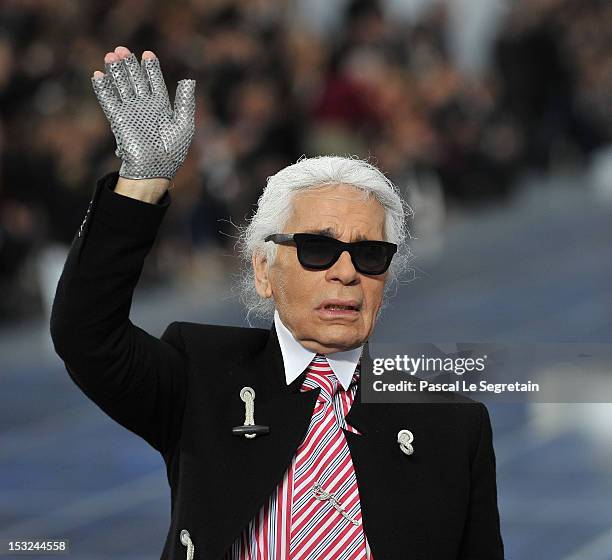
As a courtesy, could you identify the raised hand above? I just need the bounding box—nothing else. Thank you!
[92,46,196,181]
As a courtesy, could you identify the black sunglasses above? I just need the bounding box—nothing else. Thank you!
[264,233,397,275]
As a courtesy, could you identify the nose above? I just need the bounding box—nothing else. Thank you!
[325,250,358,284]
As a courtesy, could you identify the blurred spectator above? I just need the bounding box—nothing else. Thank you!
[1,0,610,322]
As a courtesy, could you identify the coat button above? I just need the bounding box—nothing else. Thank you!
[180,529,194,559]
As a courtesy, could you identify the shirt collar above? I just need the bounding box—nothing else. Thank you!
[274,309,363,391]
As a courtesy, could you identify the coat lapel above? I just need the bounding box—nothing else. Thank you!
[343,342,432,559]
[205,322,321,556]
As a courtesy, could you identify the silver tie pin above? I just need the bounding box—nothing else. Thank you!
[231,386,270,438]
[312,482,360,526]
[397,429,414,455]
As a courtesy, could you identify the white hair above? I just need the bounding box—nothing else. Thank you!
[234,154,414,326]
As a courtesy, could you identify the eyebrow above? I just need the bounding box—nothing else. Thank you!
[304,228,370,242]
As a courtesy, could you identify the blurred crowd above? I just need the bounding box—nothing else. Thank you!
[0,0,611,321]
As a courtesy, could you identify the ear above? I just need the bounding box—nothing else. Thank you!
[253,251,273,299]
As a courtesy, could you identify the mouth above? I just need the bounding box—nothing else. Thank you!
[317,300,361,318]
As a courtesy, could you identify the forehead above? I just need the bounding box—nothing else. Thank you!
[286,183,386,240]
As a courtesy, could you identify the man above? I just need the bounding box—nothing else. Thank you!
[50,45,504,559]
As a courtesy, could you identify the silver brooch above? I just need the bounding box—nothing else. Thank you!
[397,429,414,455]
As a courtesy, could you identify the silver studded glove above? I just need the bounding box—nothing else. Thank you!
[91,53,196,180]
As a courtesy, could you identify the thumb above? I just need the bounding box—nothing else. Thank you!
[173,79,196,124]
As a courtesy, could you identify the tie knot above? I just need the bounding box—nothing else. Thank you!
[301,354,341,401]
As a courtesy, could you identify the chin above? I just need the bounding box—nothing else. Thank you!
[321,329,362,348]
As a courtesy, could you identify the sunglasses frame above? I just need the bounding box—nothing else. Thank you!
[264,233,397,275]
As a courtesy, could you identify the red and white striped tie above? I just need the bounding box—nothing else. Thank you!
[290,353,371,559]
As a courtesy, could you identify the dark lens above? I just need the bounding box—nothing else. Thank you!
[299,236,339,268]
[354,243,390,274]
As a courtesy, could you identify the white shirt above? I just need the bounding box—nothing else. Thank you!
[274,309,363,392]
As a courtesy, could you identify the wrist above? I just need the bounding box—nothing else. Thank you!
[114,176,170,204]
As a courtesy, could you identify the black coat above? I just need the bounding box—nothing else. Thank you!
[50,171,505,560]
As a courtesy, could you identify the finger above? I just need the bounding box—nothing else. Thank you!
[105,57,135,102]
[141,56,171,110]
[173,79,196,124]
[91,72,121,120]
[120,52,149,97]
[114,45,131,59]
[104,52,119,64]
